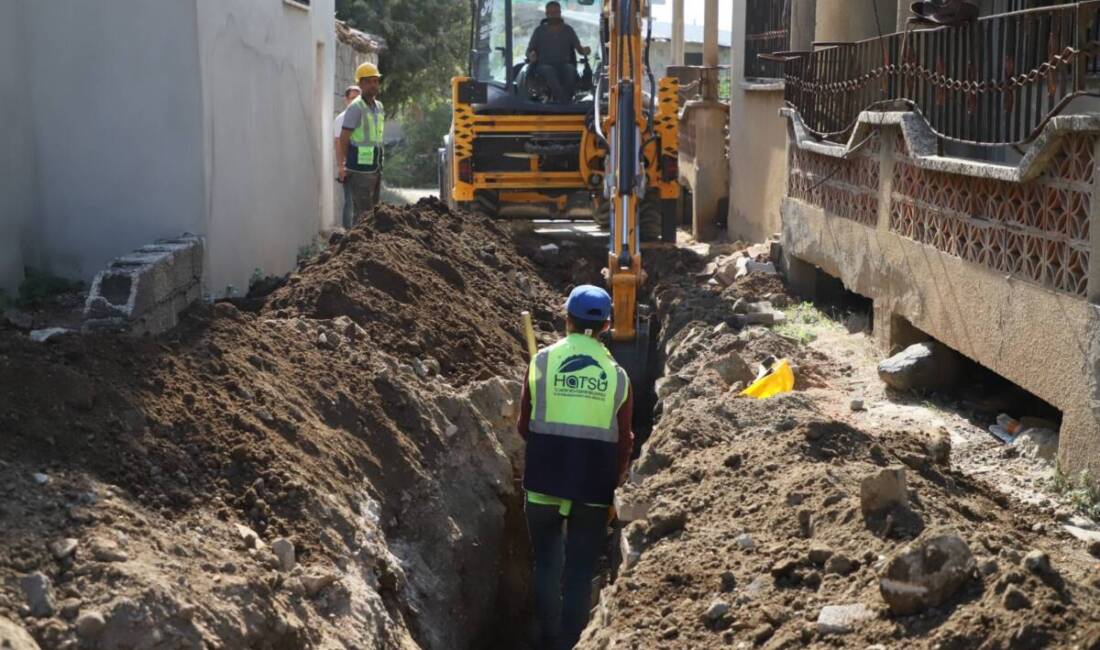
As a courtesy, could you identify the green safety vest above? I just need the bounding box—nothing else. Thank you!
[349,96,385,169]
[528,334,628,442]
[523,334,629,508]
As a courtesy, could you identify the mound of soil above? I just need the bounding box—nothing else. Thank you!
[0,200,559,649]
[265,199,562,383]
[578,272,1100,649]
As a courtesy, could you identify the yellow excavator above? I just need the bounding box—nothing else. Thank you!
[441,0,681,384]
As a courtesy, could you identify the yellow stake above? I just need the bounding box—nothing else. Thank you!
[521,311,538,360]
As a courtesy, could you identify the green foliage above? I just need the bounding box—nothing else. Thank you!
[17,268,83,307]
[1051,467,1100,520]
[336,0,472,113]
[776,302,832,344]
[385,101,453,187]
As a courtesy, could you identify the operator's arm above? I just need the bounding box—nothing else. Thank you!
[337,103,362,182]
[616,385,634,484]
[526,26,541,62]
[337,129,352,182]
[570,26,591,56]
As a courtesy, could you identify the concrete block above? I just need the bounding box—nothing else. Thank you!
[83,235,203,337]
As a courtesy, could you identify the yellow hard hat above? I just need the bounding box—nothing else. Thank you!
[355,62,382,81]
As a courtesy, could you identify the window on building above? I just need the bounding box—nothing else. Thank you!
[743,0,791,81]
[685,52,703,66]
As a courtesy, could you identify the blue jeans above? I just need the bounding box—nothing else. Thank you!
[526,502,608,650]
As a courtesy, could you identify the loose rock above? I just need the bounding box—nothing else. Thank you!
[271,538,296,572]
[860,466,909,515]
[19,572,55,618]
[0,615,40,649]
[703,599,730,623]
[825,553,855,576]
[1002,585,1032,611]
[816,603,875,635]
[877,342,960,392]
[1023,550,1051,575]
[879,531,975,615]
[48,538,78,560]
[75,610,106,638]
[89,537,129,563]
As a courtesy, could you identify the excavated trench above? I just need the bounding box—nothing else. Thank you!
[473,228,666,650]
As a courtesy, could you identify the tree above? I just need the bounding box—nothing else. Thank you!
[336,0,472,114]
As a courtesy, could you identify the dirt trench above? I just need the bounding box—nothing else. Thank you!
[0,200,600,650]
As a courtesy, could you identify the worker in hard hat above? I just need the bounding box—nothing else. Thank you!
[337,62,385,222]
[517,285,634,650]
[334,84,362,230]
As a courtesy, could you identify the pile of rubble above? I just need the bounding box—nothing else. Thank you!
[579,250,1100,649]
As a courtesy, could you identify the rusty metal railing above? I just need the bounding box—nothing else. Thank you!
[746,0,792,80]
[781,2,1100,145]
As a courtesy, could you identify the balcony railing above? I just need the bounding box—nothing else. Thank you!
[781,2,1100,145]
[746,0,792,80]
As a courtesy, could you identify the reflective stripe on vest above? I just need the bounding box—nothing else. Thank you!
[529,334,628,443]
[351,97,385,166]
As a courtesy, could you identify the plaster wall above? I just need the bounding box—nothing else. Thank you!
[195,0,336,292]
[20,1,206,282]
[0,2,33,295]
[815,0,896,43]
[727,0,788,243]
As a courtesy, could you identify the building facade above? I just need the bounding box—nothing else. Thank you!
[0,0,336,297]
[725,0,1100,477]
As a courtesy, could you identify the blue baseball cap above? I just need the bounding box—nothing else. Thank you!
[566,285,612,322]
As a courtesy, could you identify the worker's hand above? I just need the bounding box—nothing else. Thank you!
[582,46,592,56]
[337,167,348,183]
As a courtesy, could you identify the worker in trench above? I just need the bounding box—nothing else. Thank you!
[337,62,385,222]
[517,285,634,650]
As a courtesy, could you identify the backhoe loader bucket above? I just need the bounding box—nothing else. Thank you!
[607,305,655,432]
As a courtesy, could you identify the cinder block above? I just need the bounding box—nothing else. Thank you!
[83,235,204,337]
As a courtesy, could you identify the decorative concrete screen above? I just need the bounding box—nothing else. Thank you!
[891,135,1093,297]
[788,136,880,227]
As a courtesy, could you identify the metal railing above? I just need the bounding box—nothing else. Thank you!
[782,2,1100,145]
[746,0,792,80]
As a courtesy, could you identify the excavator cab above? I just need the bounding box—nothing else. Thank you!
[443,0,680,397]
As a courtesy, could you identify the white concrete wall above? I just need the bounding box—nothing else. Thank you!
[0,2,34,295]
[196,0,336,293]
[20,1,207,282]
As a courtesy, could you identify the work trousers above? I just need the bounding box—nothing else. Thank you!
[526,502,607,650]
[347,170,381,224]
[341,180,356,230]
[534,63,578,104]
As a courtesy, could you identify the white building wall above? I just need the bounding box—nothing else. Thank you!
[20,1,207,281]
[195,0,336,293]
[0,2,34,295]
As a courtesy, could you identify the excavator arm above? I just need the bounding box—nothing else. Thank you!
[601,0,649,344]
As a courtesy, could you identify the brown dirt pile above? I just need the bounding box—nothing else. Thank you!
[579,272,1100,649]
[265,199,562,383]
[0,200,557,649]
